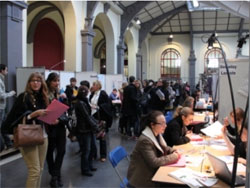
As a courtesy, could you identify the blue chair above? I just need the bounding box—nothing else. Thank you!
[108,146,130,188]
[165,110,173,123]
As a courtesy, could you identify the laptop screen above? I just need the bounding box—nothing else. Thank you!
[206,152,245,186]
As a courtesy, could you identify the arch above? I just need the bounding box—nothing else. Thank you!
[204,47,223,74]
[34,18,64,70]
[93,13,115,74]
[27,1,65,43]
[160,48,181,79]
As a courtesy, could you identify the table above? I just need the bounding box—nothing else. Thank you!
[152,140,245,187]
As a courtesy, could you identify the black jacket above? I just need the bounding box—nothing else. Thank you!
[163,116,190,147]
[122,83,139,116]
[148,86,169,112]
[75,98,98,133]
[1,92,47,134]
[89,90,113,128]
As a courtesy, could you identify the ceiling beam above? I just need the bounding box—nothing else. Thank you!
[152,14,177,33]
[227,13,231,31]
[156,1,164,14]
[150,29,249,35]
[238,18,245,38]
[215,10,218,31]
[120,1,150,38]
[139,5,186,47]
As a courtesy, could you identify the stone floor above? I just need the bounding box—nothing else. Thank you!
[1,118,136,188]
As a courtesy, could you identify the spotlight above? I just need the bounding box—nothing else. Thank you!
[207,33,216,49]
[237,34,249,48]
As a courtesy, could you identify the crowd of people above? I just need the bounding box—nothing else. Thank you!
[0,71,248,188]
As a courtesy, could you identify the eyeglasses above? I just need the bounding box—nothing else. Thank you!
[30,80,42,83]
[154,122,167,126]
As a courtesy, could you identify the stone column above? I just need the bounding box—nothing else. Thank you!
[0,1,27,110]
[81,29,95,71]
[136,53,142,80]
[188,49,196,92]
[117,38,126,74]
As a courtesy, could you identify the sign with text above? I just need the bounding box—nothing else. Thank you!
[219,64,237,76]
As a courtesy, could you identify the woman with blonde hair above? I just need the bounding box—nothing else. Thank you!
[163,107,194,147]
[89,80,113,162]
[2,72,49,187]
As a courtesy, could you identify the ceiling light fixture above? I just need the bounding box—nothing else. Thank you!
[192,0,199,8]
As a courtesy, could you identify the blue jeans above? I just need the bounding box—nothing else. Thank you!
[79,132,96,173]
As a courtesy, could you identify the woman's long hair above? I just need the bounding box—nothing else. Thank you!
[46,72,59,92]
[25,72,49,106]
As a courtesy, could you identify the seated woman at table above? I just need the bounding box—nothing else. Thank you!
[127,111,179,188]
[222,107,244,145]
[173,96,194,118]
[222,110,248,165]
[163,107,193,147]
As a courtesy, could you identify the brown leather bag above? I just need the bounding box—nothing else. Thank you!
[13,117,44,147]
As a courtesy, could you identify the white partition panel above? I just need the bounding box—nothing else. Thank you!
[105,74,124,96]
[59,71,75,91]
[45,70,60,80]
[218,58,249,122]
[97,74,106,91]
[16,67,45,95]
[75,71,98,88]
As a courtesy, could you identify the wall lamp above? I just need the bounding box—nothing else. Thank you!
[237,34,249,48]
[207,33,216,49]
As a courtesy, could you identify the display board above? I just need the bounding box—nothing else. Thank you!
[218,58,249,122]
[59,71,75,91]
[16,67,45,95]
[75,71,98,88]
[97,74,106,91]
[105,74,125,96]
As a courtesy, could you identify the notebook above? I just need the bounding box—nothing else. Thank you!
[206,152,245,186]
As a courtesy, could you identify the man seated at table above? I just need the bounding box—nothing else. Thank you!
[163,107,193,147]
[127,111,179,188]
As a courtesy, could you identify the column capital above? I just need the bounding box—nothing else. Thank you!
[81,29,96,37]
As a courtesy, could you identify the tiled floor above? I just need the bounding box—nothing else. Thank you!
[1,118,136,188]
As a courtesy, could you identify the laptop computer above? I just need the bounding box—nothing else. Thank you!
[206,152,245,186]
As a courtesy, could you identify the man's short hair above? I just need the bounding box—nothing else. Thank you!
[80,80,90,89]
[0,64,7,72]
[70,77,77,82]
[129,76,135,83]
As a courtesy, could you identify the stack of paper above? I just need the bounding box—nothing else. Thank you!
[167,155,186,167]
[169,168,218,188]
[200,121,223,137]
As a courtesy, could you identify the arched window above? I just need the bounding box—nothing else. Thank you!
[204,48,223,74]
[160,48,181,79]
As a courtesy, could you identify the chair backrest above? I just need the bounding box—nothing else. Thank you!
[109,146,128,167]
[108,146,130,188]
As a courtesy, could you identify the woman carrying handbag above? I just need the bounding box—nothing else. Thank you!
[2,72,49,188]
[89,80,113,162]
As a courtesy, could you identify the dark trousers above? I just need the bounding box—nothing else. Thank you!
[79,132,96,173]
[0,109,12,147]
[99,138,106,158]
[47,127,66,177]
[126,115,139,137]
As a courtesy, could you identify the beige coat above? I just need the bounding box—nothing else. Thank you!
[127,127,179,187]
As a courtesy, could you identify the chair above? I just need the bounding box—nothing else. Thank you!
[108,146,130,188]
[165,110,173,123]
